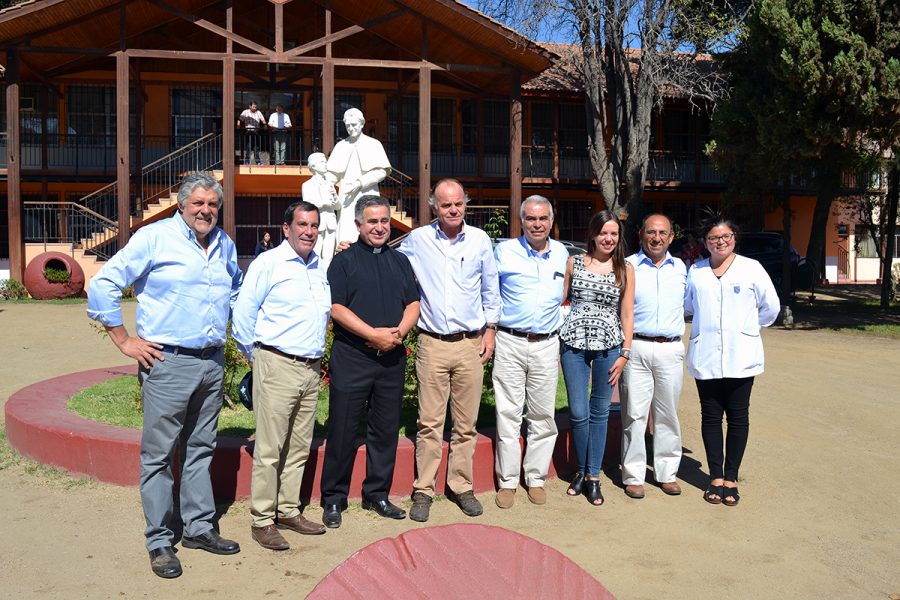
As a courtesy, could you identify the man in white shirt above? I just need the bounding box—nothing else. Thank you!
[399,178,500,522]
[232,200,331,551]
[237,101,266,165]
[620,214,687,499]
[267,104,292,165]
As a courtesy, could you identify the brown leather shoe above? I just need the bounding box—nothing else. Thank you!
[625,484,646,499]
[277,514,326,535]
[251,524,290,551]
[495,488,515,509]
[660,481,682,495]
[526,486,546,505]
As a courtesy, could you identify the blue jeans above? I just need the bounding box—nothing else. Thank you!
[560,342,620,478]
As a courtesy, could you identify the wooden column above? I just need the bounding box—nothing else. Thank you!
[223,55,236,240]
[322,7,335,154]
[509,72,523,238]
[116,51,130,248]
[418,65,431,226]
[6,50,23,281]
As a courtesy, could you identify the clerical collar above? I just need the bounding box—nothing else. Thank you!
[357,240,386,254]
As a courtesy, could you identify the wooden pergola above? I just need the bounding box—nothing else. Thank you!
[0,0,553,280]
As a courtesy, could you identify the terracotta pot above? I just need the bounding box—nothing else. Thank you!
[23,252,86,299]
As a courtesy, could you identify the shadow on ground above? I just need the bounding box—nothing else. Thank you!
[789,284,900,331]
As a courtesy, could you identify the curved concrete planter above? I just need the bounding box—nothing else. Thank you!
[4,366,622,502]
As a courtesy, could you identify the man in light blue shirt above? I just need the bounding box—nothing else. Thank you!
[620,214,687,499]
[231,200,331,551]
[399,178,500,522]
[492,195,568,509]
[87,172,243,579]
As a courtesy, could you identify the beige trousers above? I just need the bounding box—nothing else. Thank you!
[250,348,320,527]
[413,334,484,496]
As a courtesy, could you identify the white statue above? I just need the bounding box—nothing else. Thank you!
[302,152,341,267]
[327,108,392,244]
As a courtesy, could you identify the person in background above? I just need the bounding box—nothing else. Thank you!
[268,104,292,165]
[559,210,634,507]
[255,231,272,256]
[684,214,780,507]
[237,101,266,165]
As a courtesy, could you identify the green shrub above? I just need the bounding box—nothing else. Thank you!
[43,267,71,284]
[0,278,28,300]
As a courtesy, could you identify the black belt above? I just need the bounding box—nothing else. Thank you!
[419,329,482,342]
[256,343,319,364]
[497,326,558,342]
[160,345,222,359]
[633,334,681,343]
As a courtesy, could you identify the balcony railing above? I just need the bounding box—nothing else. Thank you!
[23,201,119,260]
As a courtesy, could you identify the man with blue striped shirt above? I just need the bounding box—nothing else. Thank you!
[492,195,568,509]
[620,214,687,499]
[231,200,331,551]
[87,172,244,579]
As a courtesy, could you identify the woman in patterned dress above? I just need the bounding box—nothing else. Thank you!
[560,210,634,506]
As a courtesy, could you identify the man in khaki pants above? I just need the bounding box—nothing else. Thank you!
[399,178,500,522]
[232,200,331,550]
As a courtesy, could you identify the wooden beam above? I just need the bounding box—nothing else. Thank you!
[274,2,284,54]
[509,71,522,238]
[223,55,236,241]
[322,6,334,155]
[418,64,432,227]
[5,50,23,282]
[147,0,273,56]
[116,51,131,249]
[0,0,69,24]
[284,9,407,58]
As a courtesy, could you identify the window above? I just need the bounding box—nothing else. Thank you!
[530,102,554,148]
[461,99,478,154]
[854,225,878,258]
[662,110,694,155]
[172,88,222,146]
[387,96,418,156]
[235,195,295,257]
[67,85,137,143]
[559,103,587,155]
[432,98,455,153]
[483,100,509,154]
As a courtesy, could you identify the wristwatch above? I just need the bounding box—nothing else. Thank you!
[485,324,498,331]
[619,348,632,360]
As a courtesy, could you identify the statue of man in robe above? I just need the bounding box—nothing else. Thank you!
[327,108,392,244]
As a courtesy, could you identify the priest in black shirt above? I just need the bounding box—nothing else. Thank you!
[320,195,420,528]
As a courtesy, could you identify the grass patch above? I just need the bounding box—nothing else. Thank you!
[0,430,94,488]
[69,374,573,439]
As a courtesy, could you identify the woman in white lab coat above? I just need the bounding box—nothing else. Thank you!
[684,215,780,507]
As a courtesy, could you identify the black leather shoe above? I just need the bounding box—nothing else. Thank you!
[182,530,240,555]
[362,498,407,520]
[149,546,182,579]
[322,504,343,528]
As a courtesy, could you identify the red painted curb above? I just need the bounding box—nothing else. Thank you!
[4,366,622,502]
[308,523,616,599]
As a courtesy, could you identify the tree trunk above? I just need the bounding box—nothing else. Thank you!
[780,190,792,300]
[880,160,899,308]
[807,149,843,281]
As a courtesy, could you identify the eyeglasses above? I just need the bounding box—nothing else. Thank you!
[706,233,735,243]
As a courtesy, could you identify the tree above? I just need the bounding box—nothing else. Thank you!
[710,0,899,299]
[479,0,748,229]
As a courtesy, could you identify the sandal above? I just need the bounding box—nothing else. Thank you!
[722,486,740,507]
[703,484,723,505]
[567,472,585,496]
[584,479,604,506]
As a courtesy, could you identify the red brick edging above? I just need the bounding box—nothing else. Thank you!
[4,365,621,502]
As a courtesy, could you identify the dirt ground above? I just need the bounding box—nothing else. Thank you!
[1,299,898,599]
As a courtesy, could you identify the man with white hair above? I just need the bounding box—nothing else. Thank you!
[327,108,391,244]
[492,195,567,509]
[88,172,243,579]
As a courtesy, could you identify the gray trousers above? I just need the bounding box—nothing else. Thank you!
[138,348,224,551]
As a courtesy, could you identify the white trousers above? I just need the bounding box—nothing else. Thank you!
[620,339,684,485]
[492,331,559,489]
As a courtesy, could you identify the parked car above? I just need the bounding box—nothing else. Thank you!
[737,232,801,291]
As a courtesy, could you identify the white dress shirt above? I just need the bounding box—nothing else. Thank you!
[684,254,780,379]
[627,249,687,339]
[399,222,501,334]
[231,240,332,360]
